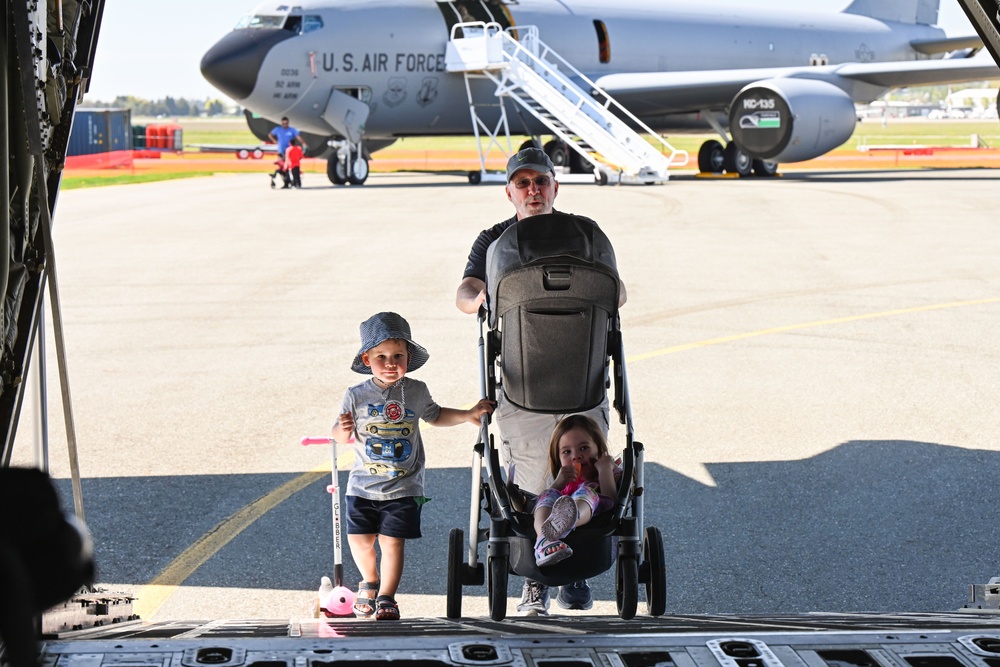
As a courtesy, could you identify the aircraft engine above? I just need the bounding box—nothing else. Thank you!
[728,78,856,163]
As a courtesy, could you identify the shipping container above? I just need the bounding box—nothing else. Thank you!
[68,108,133,156]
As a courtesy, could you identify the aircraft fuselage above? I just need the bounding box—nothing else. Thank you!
[205,0,944,140]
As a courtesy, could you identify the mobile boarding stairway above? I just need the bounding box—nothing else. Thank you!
[445,22,688,184]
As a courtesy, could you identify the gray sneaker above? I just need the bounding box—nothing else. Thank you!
[516,579,551,615]
[556,579,593,610]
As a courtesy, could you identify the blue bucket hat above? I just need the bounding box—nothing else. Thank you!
[351,312,430,374]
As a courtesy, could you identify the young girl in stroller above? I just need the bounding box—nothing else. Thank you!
[533,414,622,566]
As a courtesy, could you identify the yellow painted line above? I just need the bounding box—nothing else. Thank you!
[135,450,355,620]
[627,297,1000,363]
[139,297,999,618]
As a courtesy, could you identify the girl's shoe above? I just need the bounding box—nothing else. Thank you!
[375,595,400,620]
[542,495,579,541]
[353,580,380,618]
[534,535,573,566]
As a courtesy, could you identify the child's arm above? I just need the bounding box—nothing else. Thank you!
[331,411,355,445]
[428,398,495,427]
[594,454,617,499]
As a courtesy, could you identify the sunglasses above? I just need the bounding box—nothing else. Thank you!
[512,175,552,190]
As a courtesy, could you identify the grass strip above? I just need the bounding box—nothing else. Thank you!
[62,171,213,189]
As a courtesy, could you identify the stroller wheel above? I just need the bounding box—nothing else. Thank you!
[487,554,508,621]
[642,526,667,616]
[616,554,639,620]
[446,528,464,619]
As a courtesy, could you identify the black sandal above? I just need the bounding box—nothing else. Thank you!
[374,595,400,620]
[353,580,380,618]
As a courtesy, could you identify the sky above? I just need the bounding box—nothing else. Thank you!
[83,0,979,102]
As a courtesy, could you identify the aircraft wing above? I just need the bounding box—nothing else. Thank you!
[594,58,1000,115]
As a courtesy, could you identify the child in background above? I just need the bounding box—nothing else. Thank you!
[332,312,494,620]
[532,414,621,566]
[285,138,304,188]
[270,154,289,189]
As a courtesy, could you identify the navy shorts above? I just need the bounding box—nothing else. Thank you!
[346,496,422,539]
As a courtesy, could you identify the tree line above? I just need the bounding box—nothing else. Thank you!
[80,95,241,117]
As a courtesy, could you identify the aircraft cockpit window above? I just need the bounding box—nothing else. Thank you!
[245,15,286,30]
[285,15,303,33]
[303,16,324,33]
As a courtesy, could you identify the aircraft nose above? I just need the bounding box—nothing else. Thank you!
[200,28,296,101]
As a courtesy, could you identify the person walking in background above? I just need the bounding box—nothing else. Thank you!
[268,116,307,155]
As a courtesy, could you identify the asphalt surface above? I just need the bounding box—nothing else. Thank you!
[15,167,1000,622]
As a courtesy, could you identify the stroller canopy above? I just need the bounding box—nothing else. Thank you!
[485,213,620,413]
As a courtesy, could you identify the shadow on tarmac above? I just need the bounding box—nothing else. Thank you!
[65,439,999,614]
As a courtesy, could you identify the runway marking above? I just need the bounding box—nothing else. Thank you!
[137,297,999,618]
[134,452,353,620]
[627,297,1000,363]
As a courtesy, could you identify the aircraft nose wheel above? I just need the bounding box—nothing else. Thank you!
[348,152,369,185]
[327,149,369,185]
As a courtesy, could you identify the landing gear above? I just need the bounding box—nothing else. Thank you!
[327,156,346,185]
[752,158,779,177]
[326,145,369,185]
[348,152,369,185]
[697,140,725,173]
[723,142,752,177]
[697,139,779,177]
[543,139,570,169]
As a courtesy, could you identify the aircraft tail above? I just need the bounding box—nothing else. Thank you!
[843,0,939,25]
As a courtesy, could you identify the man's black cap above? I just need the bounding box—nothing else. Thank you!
[506,147,555,182]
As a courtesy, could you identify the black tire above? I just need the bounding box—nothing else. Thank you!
[446,528,464,619]
[642,526,666,616]
[616,553,639,620]
[347,153,369,185]
[697,140,725,173]
[518,139,541,152]
[752,158,779,177]
[568,149,589,174]
[543,139,570,168]
[327,156,347,185]
[595,170,609,186]
[468,170,482,185]
[723,142,752,176]
[487,555,508,621]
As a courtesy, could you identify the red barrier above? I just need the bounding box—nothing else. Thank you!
[65,150,135,170]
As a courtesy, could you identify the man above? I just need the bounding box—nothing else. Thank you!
[455,147,626,615]
[268,116,308,157]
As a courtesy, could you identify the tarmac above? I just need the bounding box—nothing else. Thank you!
[14,167,1000,622]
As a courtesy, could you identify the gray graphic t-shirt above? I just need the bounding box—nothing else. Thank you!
[340,377,441,500]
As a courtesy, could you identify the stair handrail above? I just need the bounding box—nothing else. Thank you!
[498,26,688,167]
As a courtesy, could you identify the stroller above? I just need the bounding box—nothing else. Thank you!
[445,212,666,621]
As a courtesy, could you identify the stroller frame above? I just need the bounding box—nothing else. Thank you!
[445,214,666,621]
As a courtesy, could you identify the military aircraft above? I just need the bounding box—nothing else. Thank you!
[201,0,999,185]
